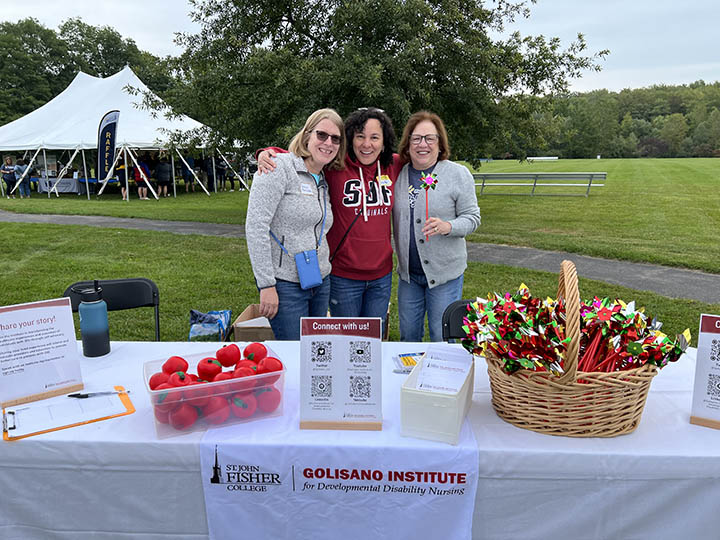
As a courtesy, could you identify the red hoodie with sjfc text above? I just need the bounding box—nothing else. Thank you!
[325,153,404,281]
[261,148,404,281]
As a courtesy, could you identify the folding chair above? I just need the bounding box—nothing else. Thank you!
[441,299,472,342]
[64,277,160,340]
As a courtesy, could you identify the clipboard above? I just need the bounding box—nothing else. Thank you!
[2,385,135,441]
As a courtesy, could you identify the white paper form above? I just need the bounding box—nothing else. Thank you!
[3,389,132,440]
[415,344,473,395]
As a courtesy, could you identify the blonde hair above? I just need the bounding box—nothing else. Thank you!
[288,108,346,170]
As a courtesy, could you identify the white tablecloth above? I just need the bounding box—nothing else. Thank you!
[0,341,717,540]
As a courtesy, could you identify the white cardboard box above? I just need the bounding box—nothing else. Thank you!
[400,347,474,445]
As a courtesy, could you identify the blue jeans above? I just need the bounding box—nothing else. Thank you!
[18,178,31,197]
[269,277,330,340]
[398,272,464,342]
[329,272,392,334]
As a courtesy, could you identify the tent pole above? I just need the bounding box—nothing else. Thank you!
[126,147,158,200]
[81,149,90,200]
[51,147,80,197]
[123,146,130,201]
[219,152,249,190]
[43,149,50,199]
[171,153,176,198]
[96,148,122,196]
[212,151,217,193]
[175,149,210,196]
[10,147,41,195]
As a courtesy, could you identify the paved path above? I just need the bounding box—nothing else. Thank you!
[3,209,719,304]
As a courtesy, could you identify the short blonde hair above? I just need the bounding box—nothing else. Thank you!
[289,108,346,170]
[398,111,451,163]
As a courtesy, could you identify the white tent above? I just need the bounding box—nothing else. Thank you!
[0,65,205,151]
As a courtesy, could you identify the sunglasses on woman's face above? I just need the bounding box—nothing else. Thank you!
[312,129,341,145]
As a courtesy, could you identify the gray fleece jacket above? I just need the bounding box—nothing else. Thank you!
[392,159,480,288]
[246,153,333,289]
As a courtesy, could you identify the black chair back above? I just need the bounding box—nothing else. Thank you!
[441,299,472,341]
[64,278,160,340]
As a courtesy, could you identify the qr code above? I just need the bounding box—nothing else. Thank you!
[311,341,332,363]
[349,341,371,363]
[349,375,371,399]
[711,340,720,363]
[311,375,332,397]
[707,373,720,399]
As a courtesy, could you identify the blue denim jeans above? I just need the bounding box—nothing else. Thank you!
[398,272,464,342]
[269,277,330,340]
[18,178,31,197]
[329,272,392,334]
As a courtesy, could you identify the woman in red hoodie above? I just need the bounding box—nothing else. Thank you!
[259,108,404,335]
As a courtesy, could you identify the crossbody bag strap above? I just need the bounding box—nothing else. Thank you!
[269,230,290,255]
[329,207,363,263]
[317,185,327,249]
[270,184,328,252]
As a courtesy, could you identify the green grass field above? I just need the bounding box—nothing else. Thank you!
[467,158,720,273]
[2,158,717,271]
[0,158,717,344]
[0,222,715,345]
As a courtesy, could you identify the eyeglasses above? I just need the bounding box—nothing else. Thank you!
[311,130,341,145]
[356,107,385,113]
[410,134,439,145]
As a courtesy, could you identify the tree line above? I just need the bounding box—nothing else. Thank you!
[0,17,171,124]
[2,6,719,161]
[519,84,720,159]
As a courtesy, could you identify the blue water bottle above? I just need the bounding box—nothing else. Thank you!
[73,280,111,357]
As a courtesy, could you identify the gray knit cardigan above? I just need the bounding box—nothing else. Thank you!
[392,159,480,288]
[246,153,333,289]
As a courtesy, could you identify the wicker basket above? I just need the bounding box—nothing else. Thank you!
[485,260,658,437]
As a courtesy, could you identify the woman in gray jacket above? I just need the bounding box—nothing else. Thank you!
[392,111,481,342]
[246,108,346,340]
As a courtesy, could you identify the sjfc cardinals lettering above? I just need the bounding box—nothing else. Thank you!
[342,177,393,208]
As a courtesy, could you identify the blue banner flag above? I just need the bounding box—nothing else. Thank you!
[97,110,120,181]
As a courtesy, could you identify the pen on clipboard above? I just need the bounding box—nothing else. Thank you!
[67,390,130,399]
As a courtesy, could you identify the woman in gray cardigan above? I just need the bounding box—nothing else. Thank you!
[246,108,346,340]
[392,111,481,342]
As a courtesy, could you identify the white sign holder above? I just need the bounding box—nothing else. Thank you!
[0,298,83,407]
[690,313,720,429]
[299,317,382,430]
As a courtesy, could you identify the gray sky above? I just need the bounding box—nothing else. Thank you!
[3,0,199,57]
[508,0,720,91]
[3,0,719,92]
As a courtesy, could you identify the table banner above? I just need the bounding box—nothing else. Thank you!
[200,387,479,540]
[38,177,86,194]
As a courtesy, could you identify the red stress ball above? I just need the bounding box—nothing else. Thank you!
[168,403,199,430]
[162,355,188,374]
[216,344,241,367]
[230,392,257,418]
[255,387,282,413]
[203,396,231,425]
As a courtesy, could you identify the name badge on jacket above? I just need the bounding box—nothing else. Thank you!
[300,183,314,195]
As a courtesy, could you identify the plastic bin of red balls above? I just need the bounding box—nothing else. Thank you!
[143,342,285,436]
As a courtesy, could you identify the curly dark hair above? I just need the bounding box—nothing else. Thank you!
[344,108,396,168]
